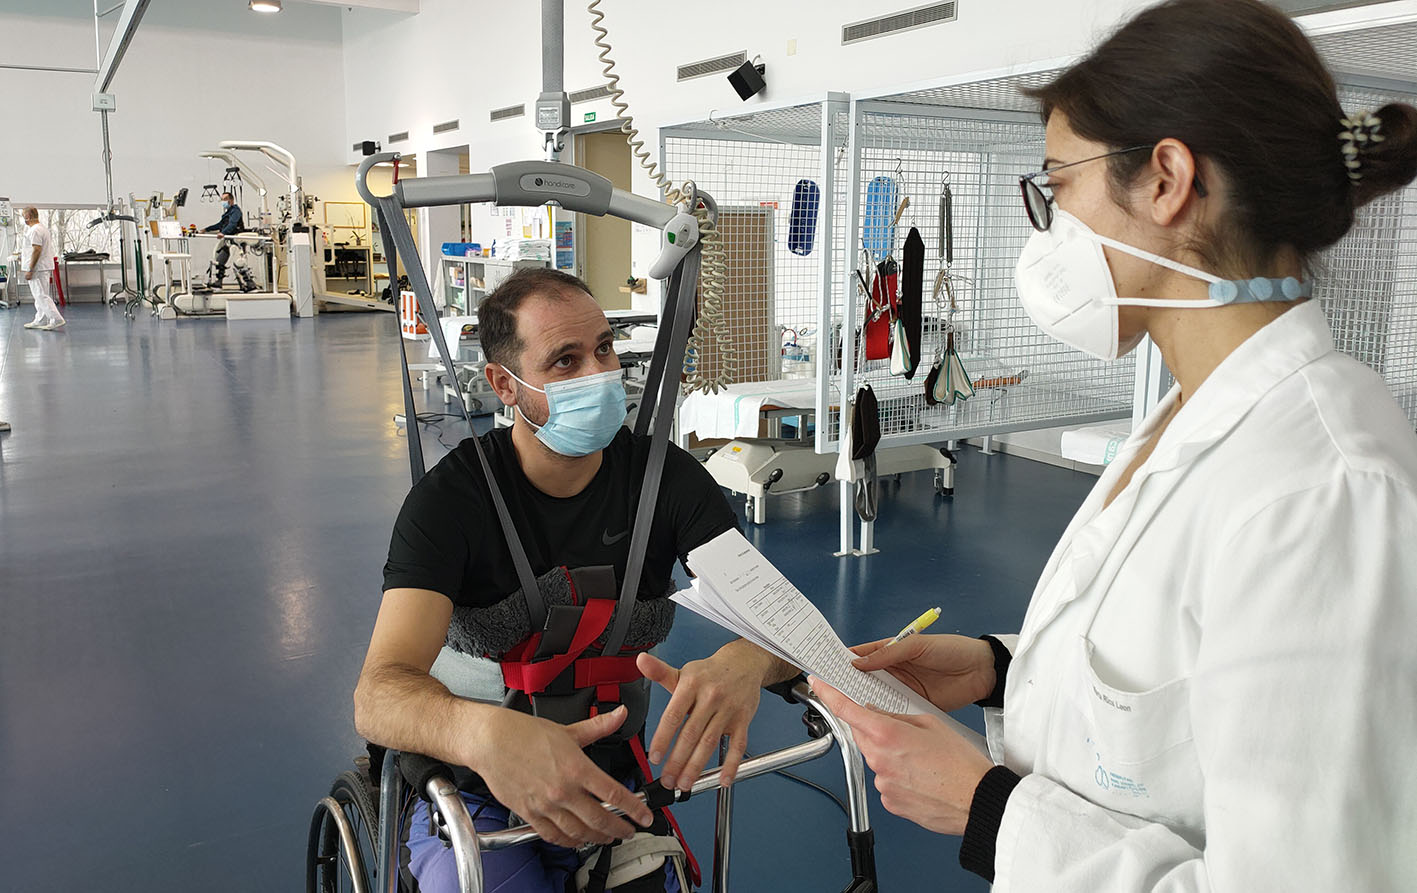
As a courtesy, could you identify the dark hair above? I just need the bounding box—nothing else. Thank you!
[477,267,595,371]
[1025,0,1417,274]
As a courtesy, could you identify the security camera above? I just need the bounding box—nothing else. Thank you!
[728,57,766,101]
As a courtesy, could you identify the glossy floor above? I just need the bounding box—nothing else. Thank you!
[0,305,1096,892]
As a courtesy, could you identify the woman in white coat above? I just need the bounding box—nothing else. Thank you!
[811,0,1417,888]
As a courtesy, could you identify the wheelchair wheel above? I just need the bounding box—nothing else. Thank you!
[307,769,380,893]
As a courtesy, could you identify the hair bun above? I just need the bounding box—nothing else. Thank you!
[1347,102,1417,207]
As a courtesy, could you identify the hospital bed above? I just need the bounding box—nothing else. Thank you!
[681,380,956,524]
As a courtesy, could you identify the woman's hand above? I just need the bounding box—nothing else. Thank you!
[850,633,996,713]
[810,677,994,836]
[639,642,775,792]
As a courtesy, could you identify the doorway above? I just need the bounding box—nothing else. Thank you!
[574,131,632,310]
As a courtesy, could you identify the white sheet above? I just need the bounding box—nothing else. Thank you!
[679,378,818,440]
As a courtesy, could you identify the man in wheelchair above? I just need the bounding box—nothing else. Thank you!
[355,268,799,893]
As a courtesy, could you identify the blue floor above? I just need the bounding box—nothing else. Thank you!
[0,304,1096,892]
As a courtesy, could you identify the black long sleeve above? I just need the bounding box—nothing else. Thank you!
[973,635,1012,709]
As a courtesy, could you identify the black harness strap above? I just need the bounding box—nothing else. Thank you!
[374,196,546,629]
[602,249,701,656]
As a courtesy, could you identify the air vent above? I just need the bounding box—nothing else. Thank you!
[388,131,409,144]
[569,83,613,104]
[676,51,747,82]
[842,2,956,44]
[433,118,460,134]
[490,104,525,122]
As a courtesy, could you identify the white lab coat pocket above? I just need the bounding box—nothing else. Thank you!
[1073,638,1205,835]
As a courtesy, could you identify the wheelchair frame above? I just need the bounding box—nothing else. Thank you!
[308,680,876,893]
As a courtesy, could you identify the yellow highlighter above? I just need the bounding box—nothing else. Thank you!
[890,607,942,644]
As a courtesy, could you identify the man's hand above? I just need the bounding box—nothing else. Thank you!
[24,269,34,281]
[472,705,654,848]
[809,677,994,836]
[640,641,781,792]
[850,634,996,713]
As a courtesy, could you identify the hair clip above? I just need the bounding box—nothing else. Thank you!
[1338,112,1385,184]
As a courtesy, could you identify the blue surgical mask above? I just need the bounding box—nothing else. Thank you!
[222,201,230,210]
[504,367,626,457]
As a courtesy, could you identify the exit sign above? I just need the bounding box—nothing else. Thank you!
[584,112,597,123]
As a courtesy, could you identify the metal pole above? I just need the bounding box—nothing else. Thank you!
[378,749,401,893]
[100,109,114,210]
[541,0,563,95]
[712,737,733,893]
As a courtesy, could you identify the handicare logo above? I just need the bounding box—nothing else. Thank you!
[534,176,578,190]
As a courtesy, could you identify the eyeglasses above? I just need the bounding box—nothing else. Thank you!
[1018,145,1153,232]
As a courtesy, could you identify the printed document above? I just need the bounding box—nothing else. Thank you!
[676,529,987,751]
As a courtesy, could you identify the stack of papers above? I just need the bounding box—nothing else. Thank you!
[676,530,986,750]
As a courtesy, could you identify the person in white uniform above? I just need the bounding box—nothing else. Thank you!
[20,207,64,331]
[811,0,1417,889]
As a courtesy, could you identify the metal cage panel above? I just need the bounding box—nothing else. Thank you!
[662,97,851,449]
[832,97,1136,450]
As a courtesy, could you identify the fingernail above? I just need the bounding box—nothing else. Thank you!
[649,751,661,764]
[661,774,676,790]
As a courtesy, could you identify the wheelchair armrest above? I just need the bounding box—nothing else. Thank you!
[424,775,484,893]
[398,751,457,802]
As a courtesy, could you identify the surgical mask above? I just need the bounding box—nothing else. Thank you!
[504,367,627,457]
[222,201,230,210]
[1014,210,1312,360]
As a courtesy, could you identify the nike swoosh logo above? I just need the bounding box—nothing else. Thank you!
[602,529,629,546]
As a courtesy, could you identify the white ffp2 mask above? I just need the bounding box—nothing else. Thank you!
[1014,210,1312,360]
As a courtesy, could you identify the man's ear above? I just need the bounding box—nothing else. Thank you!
[485,363,518,406]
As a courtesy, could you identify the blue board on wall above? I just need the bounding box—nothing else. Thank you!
[863,176,897,262]
[788,179,820,256]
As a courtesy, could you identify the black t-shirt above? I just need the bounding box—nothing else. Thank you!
[382,426,738,789]
[383,426,736,607]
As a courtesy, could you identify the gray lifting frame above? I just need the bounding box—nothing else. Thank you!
[351,155,878,892]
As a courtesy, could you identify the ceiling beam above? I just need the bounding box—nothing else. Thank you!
[296,0,421,12]
[95,0,151,93]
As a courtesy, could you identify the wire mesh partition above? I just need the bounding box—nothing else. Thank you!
[1320,83,1417,430]
[830,83,1136,451]
[661,96,851,417]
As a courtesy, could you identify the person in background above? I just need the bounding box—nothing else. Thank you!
[811,0,1417,889]
[203,192,243,289]
[20,207,63,331]
[203,192,243,235]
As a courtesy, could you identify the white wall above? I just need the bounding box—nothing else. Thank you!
[338,0,1154,295]
[0,0,354,226]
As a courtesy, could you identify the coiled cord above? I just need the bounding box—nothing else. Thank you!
[586,0,735,393]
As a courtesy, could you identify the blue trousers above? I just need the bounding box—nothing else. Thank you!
[404,791,681,893]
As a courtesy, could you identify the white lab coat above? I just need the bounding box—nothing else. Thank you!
[985,300,1417,891]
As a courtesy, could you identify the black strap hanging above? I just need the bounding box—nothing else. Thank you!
[374,198,546,628]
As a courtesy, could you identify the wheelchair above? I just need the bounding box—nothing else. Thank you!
[307,677,877,893]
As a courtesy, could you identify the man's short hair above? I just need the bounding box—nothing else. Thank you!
[221,192,234,201]
[478,268,596,372]
[22,206,38,221]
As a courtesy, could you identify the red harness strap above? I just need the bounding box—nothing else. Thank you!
[499,598,616,694]
[499,597,702,886]
[628,733,702,888]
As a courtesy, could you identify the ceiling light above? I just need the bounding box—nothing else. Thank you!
[249,0,282,12]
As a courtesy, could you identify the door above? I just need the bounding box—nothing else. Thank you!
[575,132,632,310]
